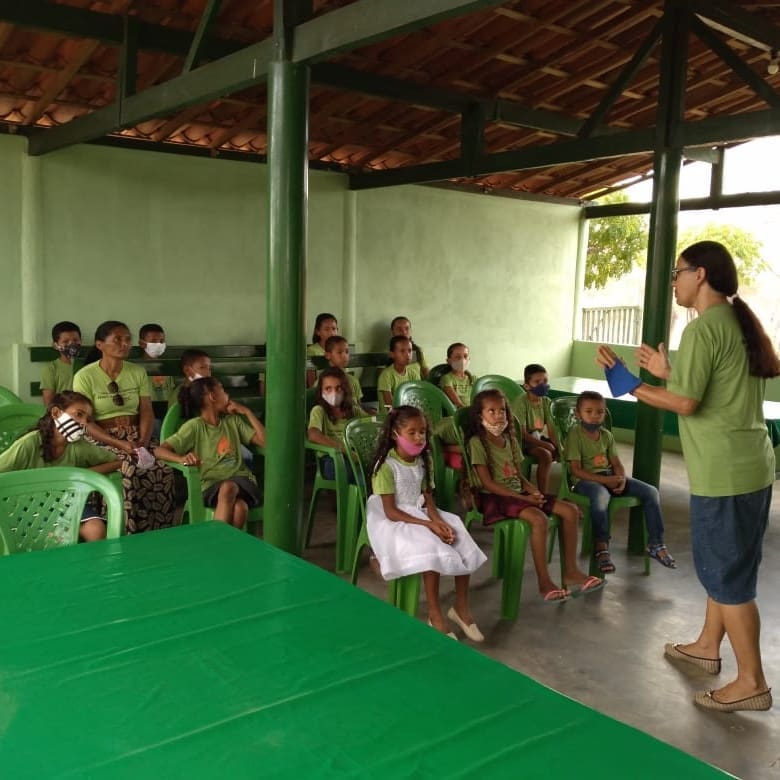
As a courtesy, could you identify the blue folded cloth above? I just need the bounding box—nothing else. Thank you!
[604,362,641,397]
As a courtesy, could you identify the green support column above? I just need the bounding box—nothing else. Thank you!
[264,59,309,553]
[628,2,686,553]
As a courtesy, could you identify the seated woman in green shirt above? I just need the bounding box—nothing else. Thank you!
[307,367,370,481]
[155,377,266,529]
[0,391,121,542]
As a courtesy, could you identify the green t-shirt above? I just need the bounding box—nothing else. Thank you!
[667,303,775,496]
[468,435,524,493]
[40,359,76,394]
[306,343,326,358]
[377,364,422,397]
[439,371,474,407]
[163,414,257,492]
[73,361,150,420]
[563,424,616,485]
[371,450,430,494]
[146,372,176,404]
[308,404,368,447]
[511,394,553,435]
[0,430,116,472]
[346,372,363,403]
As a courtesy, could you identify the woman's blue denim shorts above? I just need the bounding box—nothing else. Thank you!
[690,486,772,605]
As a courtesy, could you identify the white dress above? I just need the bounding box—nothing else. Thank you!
[366,454,487,581]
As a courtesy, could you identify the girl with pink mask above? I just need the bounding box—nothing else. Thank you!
[366,405,487,640]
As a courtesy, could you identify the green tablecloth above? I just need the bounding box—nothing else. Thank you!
[0,524,731,779]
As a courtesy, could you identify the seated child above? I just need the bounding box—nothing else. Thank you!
[435,342,475,469]
[467,389,603,600]
[0,391,121,542]
[324,335,364,408]
[366,405,487,640]
[307,313,339,387]
[564,390,676,573]
[139,323,174,440]
[510,363,560,493]
[377,335,421,410]
[307,367,369,481]
[390,316,428,378]
[41,321,82,406]
[155,378,265,528]
[175,349,213,410]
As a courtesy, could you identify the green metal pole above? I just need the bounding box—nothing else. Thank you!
[628,2,686,554]
[264,59,309,553]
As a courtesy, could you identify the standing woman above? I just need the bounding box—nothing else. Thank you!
[598,240,778,713]
[74,321,176,534]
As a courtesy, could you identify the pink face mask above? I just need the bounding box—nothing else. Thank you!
[396,433,426,457]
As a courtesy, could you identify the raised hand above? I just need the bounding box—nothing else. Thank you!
[636,342,671,380]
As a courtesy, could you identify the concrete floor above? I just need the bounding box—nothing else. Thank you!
[302,444,780,780]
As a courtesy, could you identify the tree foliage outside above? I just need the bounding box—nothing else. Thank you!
[585,192,647,289]
[676,223,766,287]
[586,192,767,289]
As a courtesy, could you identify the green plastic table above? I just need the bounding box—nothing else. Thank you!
[0,524,731,779]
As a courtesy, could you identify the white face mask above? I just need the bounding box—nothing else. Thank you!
[189,372,204,381]
[144,342,166,358]
[451,357,470,372]
[482,418,507,437]
[322,390,344,407]
[54,411,86,443]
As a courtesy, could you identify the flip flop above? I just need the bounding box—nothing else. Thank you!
[542,588,570,603]
[569,575,607,597]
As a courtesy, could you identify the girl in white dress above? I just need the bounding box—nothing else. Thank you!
[366,406,487,640]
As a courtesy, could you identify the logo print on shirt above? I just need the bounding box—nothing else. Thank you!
[502,461,517,478]
[593,454,608,468]
[217,435,233,457]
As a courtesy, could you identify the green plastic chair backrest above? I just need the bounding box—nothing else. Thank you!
[0,386,23,406]
[344,417,384,503]
[472,374,523,405]
[0,404,45,455]
[160,403,183,442]
[0,466,124,554]
[427,364,450,388]
[393,381,456,426]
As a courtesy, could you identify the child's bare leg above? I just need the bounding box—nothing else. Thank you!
[79,518,107,542]
[551,499,591,586]
[518,507,558,595]
[423,571,448,632]
[231,497,248,529]
[528,445,553,493]
[214,480,239,523]
[452,575,473,624]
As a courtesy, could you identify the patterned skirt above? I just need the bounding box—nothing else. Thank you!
[91,423,176,534]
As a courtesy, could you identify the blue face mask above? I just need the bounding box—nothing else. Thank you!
[581,421,602,433]
[529,383,550,398]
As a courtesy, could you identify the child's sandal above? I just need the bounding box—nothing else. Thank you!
[648,544,676,569]
[594,549,616,574]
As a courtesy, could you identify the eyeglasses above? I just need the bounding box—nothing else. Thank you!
[107,381,124,407]
[671,266,697,282]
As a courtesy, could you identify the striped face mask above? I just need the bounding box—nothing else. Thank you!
[54,412,86,442]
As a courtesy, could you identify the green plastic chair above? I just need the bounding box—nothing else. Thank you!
[451,408,562,620]
[393,381,458,512]
[550,396,648,577]
[160,403,264,531]
[0,386,23,406]
[0,466,124,554]
[471,375,523,405]
[427,363,450,388]
[0,404,46,454]
[304,439,354,574]
[345,417,421,616]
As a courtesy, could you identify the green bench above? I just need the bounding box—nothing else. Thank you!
[28,345,267,418]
